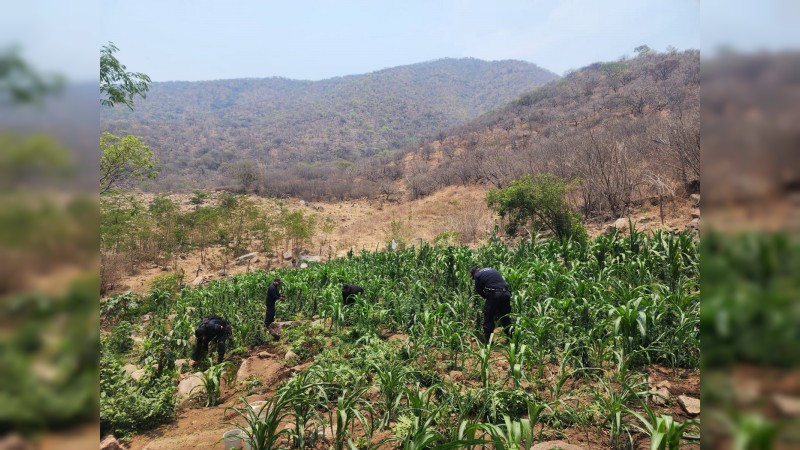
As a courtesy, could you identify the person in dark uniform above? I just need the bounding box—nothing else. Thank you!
[192,315,232,364]
[470,266,513,343]
[342,283,365,305]
[264,278,283,328]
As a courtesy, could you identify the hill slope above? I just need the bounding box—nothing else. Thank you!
[101,58,558,190]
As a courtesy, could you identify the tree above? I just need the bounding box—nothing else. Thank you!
[224,160,262,191]
[634,45,652,57]
[100,132,158,194]
[280,209,316,262]
[100,42,151,109]
[486,173,586,242]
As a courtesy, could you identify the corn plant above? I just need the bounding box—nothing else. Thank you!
[223,394,294,450]
[471,334,495,389]
[373,362,408,428]
[629,403,698,450]
[478,415,536,450]
[282,371,327,450]
[199,360,228,407]
[502,339,528,389]
[329,386,371,450]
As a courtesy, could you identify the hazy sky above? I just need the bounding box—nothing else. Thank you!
[96,0,700,82]
[6,0,799,83]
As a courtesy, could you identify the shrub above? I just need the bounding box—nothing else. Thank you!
[108,321,134,354]
[100,352,177,439]
[486,173,586,242]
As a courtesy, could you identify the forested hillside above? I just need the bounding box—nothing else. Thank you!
[101,58,558,190]
[346,48,699,220]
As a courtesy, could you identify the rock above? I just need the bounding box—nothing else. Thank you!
[177,372,205,404]
[256,351,274,359]
[175,358,189,367]
[773,395,800,416]
[0,433,35,450]
[236,356,286,384]
[733,379,761,403]
[312,319,326,327]
[300,255,321,263]
[649,380,671,405]
[300,263,308,269]
[100,435,124,450]
[131,369,146,382]
[123,363,138,377]
[218,268,228,276]
[650,387,670,406]
[690,193,701,206]
[168,313,177,321]
[677,395,700,416]
[607,218,630,233]
[141,314,152,322]
[686,218,700,231]
[530,440,586,450]
[283,251,293,260]
[285,350,298,361]
[235,252,258,265]
[160,266,169,271]
[290,361,313,374]
[448,371,464,382]
[191,275,206,287]
[179,254,187,260]
[268,321,300,339]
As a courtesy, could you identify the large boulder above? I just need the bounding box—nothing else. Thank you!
[531,440,586,450]
[677,395,700,417]
[100,435,124,450]
[236,356,286,385]
[177,372,205,405]
[235,252,258,265]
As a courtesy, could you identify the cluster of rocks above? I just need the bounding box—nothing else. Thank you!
[648,380,700,417]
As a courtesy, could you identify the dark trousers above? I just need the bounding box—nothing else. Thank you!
[264,302,276,327]
[193,329,227,364]
[482,291,512,342]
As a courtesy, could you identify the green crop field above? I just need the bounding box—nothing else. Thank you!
[101,228,700,449]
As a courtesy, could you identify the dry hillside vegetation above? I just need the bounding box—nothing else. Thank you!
[103,185,696,298]
[101,58,558,191]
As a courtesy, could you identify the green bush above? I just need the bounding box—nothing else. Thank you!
[149,271,184,296]
[100,351,177,439]
[486,173,586,242]
[108,321,134,354]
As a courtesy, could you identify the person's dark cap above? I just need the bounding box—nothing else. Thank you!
[470,266,480,278]
[273,278,282,284]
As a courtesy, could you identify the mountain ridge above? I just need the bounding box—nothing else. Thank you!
[101,57,559,190]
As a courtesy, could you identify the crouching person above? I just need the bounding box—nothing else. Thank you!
[342,283,365,306]
[193,315,232,364]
